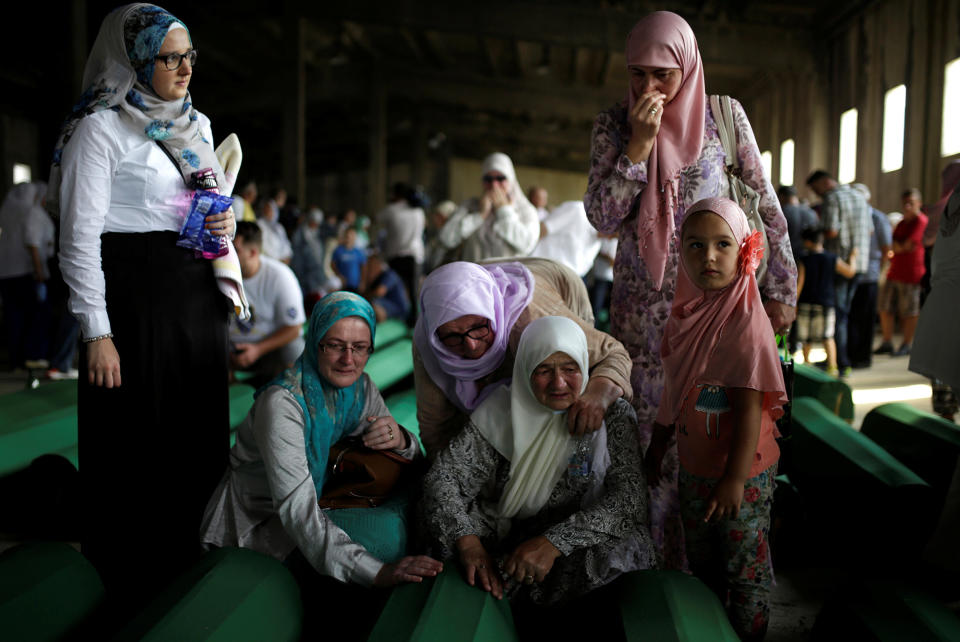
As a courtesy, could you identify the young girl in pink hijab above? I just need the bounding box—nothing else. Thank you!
[646,197,787,641]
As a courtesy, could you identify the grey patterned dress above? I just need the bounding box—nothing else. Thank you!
[419,398,656,605]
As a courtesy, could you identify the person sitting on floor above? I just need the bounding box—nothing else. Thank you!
[202,292,442,637]
[419,316,655,634]
[363,253,411,323]
[230,221,306,383]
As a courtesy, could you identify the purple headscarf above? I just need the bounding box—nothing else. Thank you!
[414,261,535,412]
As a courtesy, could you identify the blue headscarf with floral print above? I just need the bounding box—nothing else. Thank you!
[261,292,378,496]
[47,3,224,217]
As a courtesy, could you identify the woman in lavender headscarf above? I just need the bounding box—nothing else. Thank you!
[413,258,632,457]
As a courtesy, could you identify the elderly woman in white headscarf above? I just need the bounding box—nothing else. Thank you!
[437,152,540,262]
[420,316,655,609]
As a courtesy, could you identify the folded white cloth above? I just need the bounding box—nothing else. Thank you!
[213,134,250,320]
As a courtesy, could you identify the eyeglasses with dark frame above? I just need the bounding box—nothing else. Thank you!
[318,341,374,356]
[155,49,198,71]
[482,174,507,183]
[437,321,491,347]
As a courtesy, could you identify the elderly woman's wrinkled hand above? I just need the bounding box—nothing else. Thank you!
[362,415,406,451]
[503,536,561,585]
[565,376,621,436]
[205,206,236,237]
[456,535,503,599]
[372,555,443,588]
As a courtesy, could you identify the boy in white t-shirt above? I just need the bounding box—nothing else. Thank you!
[230,222,306,382]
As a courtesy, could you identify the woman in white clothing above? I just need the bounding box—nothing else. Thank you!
[438,152,540,263]
[49,3,235,604]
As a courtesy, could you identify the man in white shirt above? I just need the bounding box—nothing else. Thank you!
[230,222,306,381]
[375,182,425,317]
[256,197,293,264]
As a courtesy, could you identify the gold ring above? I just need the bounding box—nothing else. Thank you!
[649,107,658,115]
[524,575,534,584]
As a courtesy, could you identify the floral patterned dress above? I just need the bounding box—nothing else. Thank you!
[584,99,797,569]
[419,399,657,605]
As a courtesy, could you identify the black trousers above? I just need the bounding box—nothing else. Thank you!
[848,280,878,367]
[79,232,230,607]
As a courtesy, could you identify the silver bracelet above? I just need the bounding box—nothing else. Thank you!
[83,332,114,343]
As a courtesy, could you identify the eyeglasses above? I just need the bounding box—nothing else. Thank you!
[482,174,507,183]
[319,341,373,356]
[437,321,491,347]
[155,49,198,71]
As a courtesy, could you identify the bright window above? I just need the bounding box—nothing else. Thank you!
[779,139,795,186]
[838,108,858,184]
[882,85,906,172]
[761,150,772,181]
[942,58,960,156]
[13,163,31,184]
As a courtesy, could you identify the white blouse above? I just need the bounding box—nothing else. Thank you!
[58,109,214,338]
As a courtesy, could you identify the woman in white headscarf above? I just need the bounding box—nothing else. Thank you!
[49,4,236,604]
[420,316,655,610]
[437,152,540,262]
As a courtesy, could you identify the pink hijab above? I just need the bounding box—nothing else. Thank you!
[656,197,787,426]
[626,11,706,290]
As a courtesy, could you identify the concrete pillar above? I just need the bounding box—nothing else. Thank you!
[368,75,387,214]
[281,15,306,207]
[412,111,427,188]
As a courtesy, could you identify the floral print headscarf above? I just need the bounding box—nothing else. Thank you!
[48,3,223,216]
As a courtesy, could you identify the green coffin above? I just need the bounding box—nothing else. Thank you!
[385,389,425,453]
[813,579,960,640]
[114,547,301,642]
[618,570,738,641]
[0,382,78,477]
[793,363,854,421]
[366,339,414,391]
[0,542,105,641]
[375,318,411,349]
[368,568,518,642]
[790,397,937,564]
[861,403,960,507]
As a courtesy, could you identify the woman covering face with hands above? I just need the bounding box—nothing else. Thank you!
[437,152,540,262]
[584,10,797,570]
[420,316,655,609]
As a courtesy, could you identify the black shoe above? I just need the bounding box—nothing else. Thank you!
[873,342,894,355]
[851,361,872,369]
[892,344,911,357]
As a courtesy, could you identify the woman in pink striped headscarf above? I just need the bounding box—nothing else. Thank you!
[584,11,797,570]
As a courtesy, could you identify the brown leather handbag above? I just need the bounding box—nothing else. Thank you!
[317,437,413,509]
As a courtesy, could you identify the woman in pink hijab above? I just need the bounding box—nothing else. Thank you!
[648,196,786,640]
[584,11,796,569]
